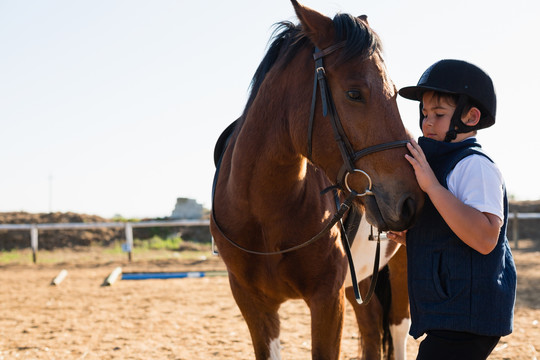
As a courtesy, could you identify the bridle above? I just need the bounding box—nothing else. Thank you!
[211,41,409,304]
[307,41,408,196]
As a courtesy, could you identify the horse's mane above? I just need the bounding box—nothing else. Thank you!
[242,13,383,117]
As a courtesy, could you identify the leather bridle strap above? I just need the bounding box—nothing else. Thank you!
[322,66,356,173]
[307,42,348,161]
[341,220,381,305]
[335,191,381,305]
[336,139,410,187]
[314,42,348,60]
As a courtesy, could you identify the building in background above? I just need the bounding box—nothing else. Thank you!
[170,198,203,219]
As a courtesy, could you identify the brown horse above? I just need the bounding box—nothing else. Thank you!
[211,1,422,359]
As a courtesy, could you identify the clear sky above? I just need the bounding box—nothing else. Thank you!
[1,0,539,219]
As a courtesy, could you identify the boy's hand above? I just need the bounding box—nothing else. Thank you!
[387,230,407,245]
[405,138,441,195]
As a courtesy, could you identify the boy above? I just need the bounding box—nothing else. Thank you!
[387,59,516,360]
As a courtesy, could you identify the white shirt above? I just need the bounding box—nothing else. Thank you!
[447,153,505,221]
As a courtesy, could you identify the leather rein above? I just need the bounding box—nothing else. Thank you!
[211,41,408,305]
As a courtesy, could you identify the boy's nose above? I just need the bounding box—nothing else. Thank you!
[422,117,432,127]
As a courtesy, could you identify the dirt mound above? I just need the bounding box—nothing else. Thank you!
[0,211,108,224]
[510,199,540,213]
[0,212,121,250]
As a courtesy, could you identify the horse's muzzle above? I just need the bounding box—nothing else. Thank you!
[362,192,420,232]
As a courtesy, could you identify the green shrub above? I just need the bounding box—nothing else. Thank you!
[134,235,183,250]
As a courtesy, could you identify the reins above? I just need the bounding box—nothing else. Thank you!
[211,190,358,256]
[212,41,408,305]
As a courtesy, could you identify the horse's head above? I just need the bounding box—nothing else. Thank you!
[289,0,424,231]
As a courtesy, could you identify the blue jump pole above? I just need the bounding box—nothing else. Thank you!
[121,271,227,280]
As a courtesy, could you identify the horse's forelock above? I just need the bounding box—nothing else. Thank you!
[332,13,383,65]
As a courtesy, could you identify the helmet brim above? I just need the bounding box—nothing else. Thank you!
[398,85,459,101]
[399,85,495,130]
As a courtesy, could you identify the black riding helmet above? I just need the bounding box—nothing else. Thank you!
[399,59,496,142]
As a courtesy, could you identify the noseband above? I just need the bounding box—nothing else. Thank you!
[307,42,408,196]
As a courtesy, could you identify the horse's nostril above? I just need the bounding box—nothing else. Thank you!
[400,196,416,228]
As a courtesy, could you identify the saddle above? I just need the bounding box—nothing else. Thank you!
[213,119,239,167]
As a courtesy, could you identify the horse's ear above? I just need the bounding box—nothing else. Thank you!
[290,0,334,49]
[358,15,369,25]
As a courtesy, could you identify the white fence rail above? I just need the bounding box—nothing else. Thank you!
[1,213,539,264]
[508,212,540,250]
[509,212,540,219]
[0,219,210,263]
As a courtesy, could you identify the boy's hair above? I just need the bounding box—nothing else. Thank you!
[426,91,480,120]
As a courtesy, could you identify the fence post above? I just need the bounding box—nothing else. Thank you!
[30,225,38,264]
[125,223,133,262]
[512,210,519,249]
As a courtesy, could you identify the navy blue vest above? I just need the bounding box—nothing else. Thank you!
[407,137,516,339]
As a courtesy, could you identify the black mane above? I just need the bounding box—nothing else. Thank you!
[242,22,305,116]
[242,13,382,117]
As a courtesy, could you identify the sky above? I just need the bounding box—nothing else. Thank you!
[1,0,539,219]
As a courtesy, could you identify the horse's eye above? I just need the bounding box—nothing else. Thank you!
[346,90,364,102]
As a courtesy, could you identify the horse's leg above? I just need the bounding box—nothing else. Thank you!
[308,287,345,360]
[387,247,410,360]
[346,280,384,360]
[229,276,282,360]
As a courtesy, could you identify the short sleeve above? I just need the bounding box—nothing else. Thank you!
[446,154,504,221]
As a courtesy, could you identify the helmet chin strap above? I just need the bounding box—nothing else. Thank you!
[444,94,471,143]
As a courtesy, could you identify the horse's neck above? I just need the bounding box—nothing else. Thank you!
[226,119,329,221]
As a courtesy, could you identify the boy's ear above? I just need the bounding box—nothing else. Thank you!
[462,107,481,127]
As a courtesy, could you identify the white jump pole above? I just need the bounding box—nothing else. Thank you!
[103,266,123,286]
[51,269,68,286]
[30,225,38,264]
[125,223,133,262]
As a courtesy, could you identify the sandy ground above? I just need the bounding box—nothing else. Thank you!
[0,239,538,360]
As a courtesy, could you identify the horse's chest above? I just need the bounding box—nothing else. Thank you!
[344,217,399,284]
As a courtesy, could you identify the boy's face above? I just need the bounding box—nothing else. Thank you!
[421,91,455,142]
[421,91,478,142]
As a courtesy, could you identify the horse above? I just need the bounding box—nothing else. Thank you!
[211,1,423,359]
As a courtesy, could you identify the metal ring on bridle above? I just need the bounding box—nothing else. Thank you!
[344,169,374,197]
